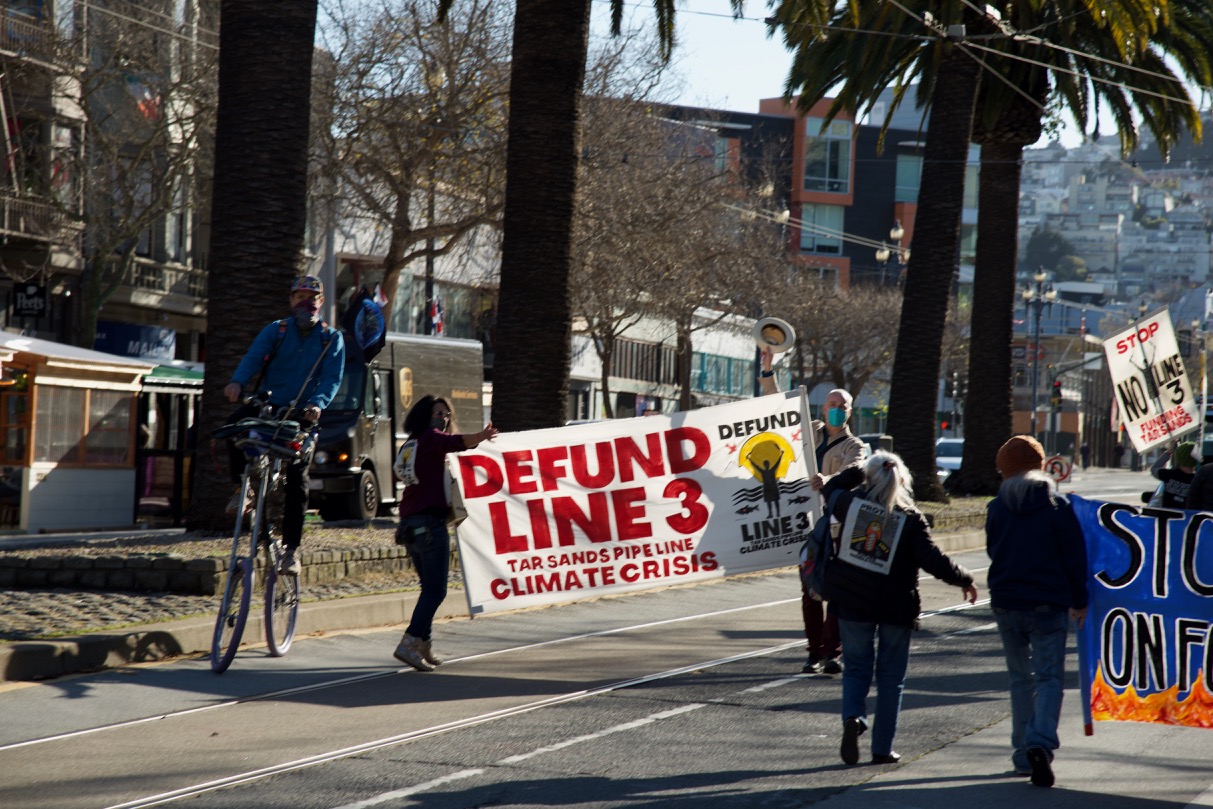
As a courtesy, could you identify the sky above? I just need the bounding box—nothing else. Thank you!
[588,0,1108,149]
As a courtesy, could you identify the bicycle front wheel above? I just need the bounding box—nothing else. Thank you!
[211,558,252,673]
[265,563,300,656]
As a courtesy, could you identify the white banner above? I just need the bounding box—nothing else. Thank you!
[451,390,819,615]
[1103,308,1200,453]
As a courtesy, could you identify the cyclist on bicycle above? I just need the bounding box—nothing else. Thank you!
[223,274,345,575]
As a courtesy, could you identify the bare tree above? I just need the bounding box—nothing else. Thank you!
[316,0,509,328]
[10,1,218,347]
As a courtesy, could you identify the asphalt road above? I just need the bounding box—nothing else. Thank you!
[2,543,1210,809]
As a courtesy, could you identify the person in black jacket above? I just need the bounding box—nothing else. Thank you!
[987,435,1088,788]
[822,451,977,767]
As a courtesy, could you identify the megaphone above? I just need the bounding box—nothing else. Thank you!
[753,317,796,354]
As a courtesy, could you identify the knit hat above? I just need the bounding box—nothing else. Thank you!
[996,435,1046,478]
[1174,441,1197,469]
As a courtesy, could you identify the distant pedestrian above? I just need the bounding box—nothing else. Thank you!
[1080,442,1090,470]
[1149,441,1196,509]
[987,435,1089,788]
[821,451,977,766]
[1113,444,1125,468]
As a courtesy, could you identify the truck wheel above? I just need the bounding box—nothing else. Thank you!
[350,468,378,521]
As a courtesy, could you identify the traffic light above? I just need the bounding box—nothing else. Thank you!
[941,419,950,431]
[1050,378,1063,408]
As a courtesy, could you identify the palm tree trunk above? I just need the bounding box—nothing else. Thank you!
[489,0,592,431]
[189,0,318,531]
[886,43,980,501]
[949,139,1025,494]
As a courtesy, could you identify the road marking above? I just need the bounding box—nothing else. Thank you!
[101,642,803,809]
[0,596,799,754]
[330,768,486,808]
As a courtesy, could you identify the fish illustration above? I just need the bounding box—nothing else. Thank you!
[736,504,759,515]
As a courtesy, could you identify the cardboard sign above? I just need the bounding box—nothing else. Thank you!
[1103,310,1199,453]
[837,497,905,575]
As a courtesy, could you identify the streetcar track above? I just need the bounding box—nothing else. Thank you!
[90,599,989,809]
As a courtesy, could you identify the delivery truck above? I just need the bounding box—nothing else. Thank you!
[307,332,485,520]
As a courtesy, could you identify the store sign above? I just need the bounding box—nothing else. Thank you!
[12,285,47,319]
[94,320,176,361]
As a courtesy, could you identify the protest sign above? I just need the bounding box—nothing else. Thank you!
[1071,495,1213,731]
[450,390,818,615]
[837,498,905,575]
[1103,309,1199,453]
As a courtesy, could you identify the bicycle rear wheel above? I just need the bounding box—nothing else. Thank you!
[265,560,300,656]
[211,558,252,673]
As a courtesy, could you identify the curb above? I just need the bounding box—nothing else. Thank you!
[0,588,467,683]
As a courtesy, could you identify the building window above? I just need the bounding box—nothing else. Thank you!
[895,154,921,202]
[34,386,134,467]
[691,353,750,398]
[803,118,851,193]
[798,204,844,255]
[610,338,676,385]
[0,369,31,466]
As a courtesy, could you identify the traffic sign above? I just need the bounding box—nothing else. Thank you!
[1046,455,1072,483]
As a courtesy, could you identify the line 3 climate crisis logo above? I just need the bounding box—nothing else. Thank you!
[719,411,812,555]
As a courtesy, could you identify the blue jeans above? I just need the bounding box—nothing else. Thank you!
[398,514,450,641]
[838,618,913,758]
[994,606,1069,769]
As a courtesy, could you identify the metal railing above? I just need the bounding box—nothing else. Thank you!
[0,13,56,60]
[131,258,207,299]
[0,192,69,241]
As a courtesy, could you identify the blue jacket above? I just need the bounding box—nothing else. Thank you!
[986,472,1089,611]
[231,319,345,410]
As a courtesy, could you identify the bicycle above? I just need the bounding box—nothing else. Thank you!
[209,393,317,673]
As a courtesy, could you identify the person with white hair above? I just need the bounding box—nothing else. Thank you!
[820,450,978,767]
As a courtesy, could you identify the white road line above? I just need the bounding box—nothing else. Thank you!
[1187,784,1213,808]
[0,596,798,754]
[102,642,804,809]
[330,769,486,809]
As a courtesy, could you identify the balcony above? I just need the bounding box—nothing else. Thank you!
[131,259,207,300]
[0,192,74,242]
[0,12,56,62]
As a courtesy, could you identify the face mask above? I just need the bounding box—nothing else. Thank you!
[293,303,320,329]
[826,407,847,428]
[431,415,450,431]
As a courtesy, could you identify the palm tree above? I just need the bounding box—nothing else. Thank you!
[190,0,320,530]
[769,0,991,499]
[948,0,1212,494]
[435,0,741,431]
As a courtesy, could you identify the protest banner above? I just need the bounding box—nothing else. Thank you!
[1071,495,1213,732]
[1103,309,1200,453]
[450,390,818,615]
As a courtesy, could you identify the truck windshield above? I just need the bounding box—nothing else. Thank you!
[325,362,366,412]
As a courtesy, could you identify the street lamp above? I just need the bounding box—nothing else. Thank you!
[874,220,910,285]
[1022,268,1056,440]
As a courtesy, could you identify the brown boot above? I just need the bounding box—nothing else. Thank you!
[419,638,442,667]
[393,633,434,671]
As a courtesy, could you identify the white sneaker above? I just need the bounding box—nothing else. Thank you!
[393,633,434,671]
[280,549,302,576]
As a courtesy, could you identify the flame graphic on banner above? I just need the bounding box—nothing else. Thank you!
[1091,666,1213,728]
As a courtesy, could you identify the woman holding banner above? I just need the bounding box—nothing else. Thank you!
[391,395,497,672]
[821,451,978,766]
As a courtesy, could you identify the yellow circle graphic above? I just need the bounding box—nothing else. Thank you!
[739,432,795,482]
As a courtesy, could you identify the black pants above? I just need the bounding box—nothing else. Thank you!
[226,404,311,551]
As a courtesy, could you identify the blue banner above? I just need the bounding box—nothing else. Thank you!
[1071,495,1213,731]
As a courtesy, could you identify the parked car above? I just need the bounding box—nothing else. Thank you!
[936,437,964,481]
[858,433,893,455]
